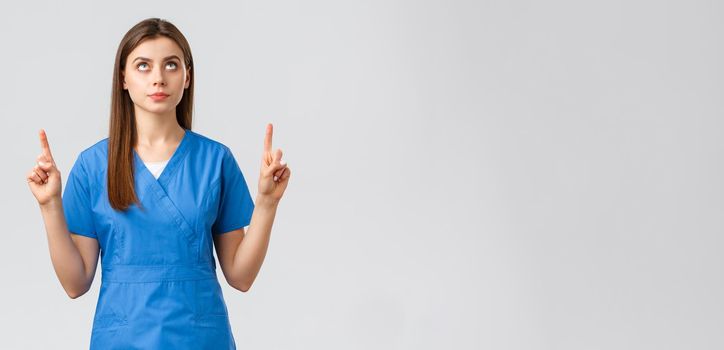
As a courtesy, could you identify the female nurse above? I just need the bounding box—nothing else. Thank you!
[26,17,290,349]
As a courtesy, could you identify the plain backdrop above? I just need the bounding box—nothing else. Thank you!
[2,0,723,349]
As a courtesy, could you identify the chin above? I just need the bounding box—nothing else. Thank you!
[141,104,176,115]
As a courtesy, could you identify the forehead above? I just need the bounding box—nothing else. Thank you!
[127,36,184,61]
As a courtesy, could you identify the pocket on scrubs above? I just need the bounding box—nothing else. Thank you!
[194,278,230,327]
[90,325,124,349]
[92,308,125,329]
[91,305,126,346]
[90,281,129,347]
[93,284,128,330]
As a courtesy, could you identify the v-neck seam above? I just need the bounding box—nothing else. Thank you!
[134,128,191,189]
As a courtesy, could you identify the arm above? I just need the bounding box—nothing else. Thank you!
[214,195,279,292]
[214,123,290,292]
[28,129,99,299]
[40,198,99,298]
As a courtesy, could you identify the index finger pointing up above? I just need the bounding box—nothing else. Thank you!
[264,123,273,153]
[39,129,54,160]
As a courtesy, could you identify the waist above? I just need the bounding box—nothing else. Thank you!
[101,263,216,283]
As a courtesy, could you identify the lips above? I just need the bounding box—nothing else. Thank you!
[149,92,170,101]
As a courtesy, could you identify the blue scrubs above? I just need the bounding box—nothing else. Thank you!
[62,129,255,349]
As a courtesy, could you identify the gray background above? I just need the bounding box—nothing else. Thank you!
[2,0,723,349]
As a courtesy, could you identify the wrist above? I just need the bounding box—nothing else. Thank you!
[255,194,280,208]
[40,196,63,212]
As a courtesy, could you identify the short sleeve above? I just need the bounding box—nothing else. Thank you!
[62,152,97,239]
[211,147,255,235]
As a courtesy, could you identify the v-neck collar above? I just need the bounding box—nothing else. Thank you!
[133,128,191,188]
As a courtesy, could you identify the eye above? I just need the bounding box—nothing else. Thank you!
[136,62,149,71]
[166,62,178,70]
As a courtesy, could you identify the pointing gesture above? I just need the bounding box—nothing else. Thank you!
[27,129,62,205]
[258,123,290,201]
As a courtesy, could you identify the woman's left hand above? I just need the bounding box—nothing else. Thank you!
[258,123,290,202]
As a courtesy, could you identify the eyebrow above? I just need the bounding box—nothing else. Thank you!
[132,55,182,63]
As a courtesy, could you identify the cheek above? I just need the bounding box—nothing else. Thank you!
[166,73,187,92]
[126,81,142,95]
[125,73,146,90]
[124,80,147,104]
[124,73,138,90]
[170,71,186,84]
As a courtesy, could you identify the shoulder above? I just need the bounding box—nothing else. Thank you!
[185,130,246,186]
[186,129,234,159]
[65,137,108,188]
[186,130,246,179]
[74,137,109,169]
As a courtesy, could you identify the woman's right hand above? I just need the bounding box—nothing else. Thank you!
[27,129,62,206]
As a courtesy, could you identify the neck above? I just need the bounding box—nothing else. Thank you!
[134,108,185,147]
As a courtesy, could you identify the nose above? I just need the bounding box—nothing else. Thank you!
[152,66,166,86]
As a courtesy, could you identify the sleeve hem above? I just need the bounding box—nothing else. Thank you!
[212,218,252,235]
[69,231,98,239]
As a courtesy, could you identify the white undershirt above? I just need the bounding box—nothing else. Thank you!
[143,159,170,179]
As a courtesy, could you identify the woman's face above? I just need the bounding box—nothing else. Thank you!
[122,36,190,115]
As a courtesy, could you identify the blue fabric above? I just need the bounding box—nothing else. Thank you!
[62,152,97,239]
[61,129,254,349]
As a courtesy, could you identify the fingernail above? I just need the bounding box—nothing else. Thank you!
[280,160,286,166]
[274,176,278,181]
[38,161,46,166]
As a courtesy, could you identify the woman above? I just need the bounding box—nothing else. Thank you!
[26,17,290,349]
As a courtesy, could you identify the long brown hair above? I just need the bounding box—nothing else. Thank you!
[108,18,194,211]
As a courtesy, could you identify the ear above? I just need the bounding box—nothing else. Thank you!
[184,66,191,89]
[121,71,127,90]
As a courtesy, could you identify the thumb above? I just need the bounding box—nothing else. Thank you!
[265,161,286,177]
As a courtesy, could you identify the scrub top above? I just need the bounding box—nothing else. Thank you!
[62,128,255,349]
